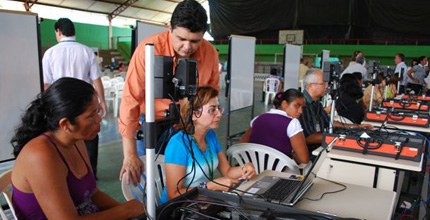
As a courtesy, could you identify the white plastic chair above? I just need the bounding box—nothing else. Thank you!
[0,170,17,220]
[102,80,115,113]
[101,75,111,82]
[263,78,280,105]
[336,116,354,124]
[113,82,125,117]
[299,80,304,91]
[226,143,301,175]
[121,155,166,207]
[110,77,124,84]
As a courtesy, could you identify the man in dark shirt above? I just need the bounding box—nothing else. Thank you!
[299,69,372,152]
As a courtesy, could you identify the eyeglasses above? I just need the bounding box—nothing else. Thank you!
[310,82,328,86]
[207,106,224,116]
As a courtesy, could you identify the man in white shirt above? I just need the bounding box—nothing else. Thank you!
[42,18,106,178]
[341,50,368,80]
[394,53,408,94]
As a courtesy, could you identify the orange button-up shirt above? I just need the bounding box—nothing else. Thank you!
[119,31,220,139]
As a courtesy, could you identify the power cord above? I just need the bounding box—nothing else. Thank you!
[299,175,347,202]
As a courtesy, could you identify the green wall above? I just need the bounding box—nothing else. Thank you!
[215,44,430,66]
[39,19,430,66]
[40,19,131,50]
[118,41,132,63]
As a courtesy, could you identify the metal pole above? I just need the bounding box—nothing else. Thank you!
[369,73,377,112]
[398,68,404,94]
[329,79,337,133]
[144,43,156,219]
[397,72,401,94]
[108,20,113,49]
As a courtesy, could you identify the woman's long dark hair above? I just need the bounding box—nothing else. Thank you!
[273,89,304,109]
[10,77,95,157]
[339,74,363,100]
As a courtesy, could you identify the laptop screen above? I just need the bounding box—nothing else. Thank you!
[289,137,337,201]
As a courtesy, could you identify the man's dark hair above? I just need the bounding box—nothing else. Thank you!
[273,89,304,109]
[418,56,427,63]
[351,50,362,61]
[54,18,75,36]
[396,53,405,62]
[170,0,207,33]
[340,74,363,99]
[352,72,362,81]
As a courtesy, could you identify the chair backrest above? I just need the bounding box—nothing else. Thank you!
[226,143,300,175]
[101,76,111,82]
[336,116,354,124]
[121,155,166,207]
[111,77,124,84]
[115,82,125,92]
[102,80,112,88]
[0,170,17,220]
[263,78,280,93]
[109,77,122,86]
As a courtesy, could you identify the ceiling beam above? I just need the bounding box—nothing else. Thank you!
[23,0,38,11]
[107,0,138,21]
[13,0,107,15]
[12,0,165,24]
[96,0,171,14]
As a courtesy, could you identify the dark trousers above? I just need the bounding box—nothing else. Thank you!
[407,83,423,95]
[84,135,99,177]
[399,85,405,94]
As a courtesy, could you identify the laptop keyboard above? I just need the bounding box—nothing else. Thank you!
[262,179,301,201]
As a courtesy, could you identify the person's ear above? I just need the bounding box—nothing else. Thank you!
[281,100,289,111]
[168,22,173,32]
[58,118,73,133]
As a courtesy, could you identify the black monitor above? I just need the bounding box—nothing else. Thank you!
[153,56,198,101]
[322,62,341,82]
[173,58,198,99]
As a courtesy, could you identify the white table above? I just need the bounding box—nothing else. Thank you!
[313,139,425,218]
[363,120,430,133]
[238,170,396,220]
[313,147,423,172]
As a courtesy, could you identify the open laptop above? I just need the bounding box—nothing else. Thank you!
[239,138,337,206]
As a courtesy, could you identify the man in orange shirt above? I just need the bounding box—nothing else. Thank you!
[119,0,220,185]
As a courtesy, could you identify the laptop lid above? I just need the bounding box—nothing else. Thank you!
[288,137,338,203]
[241,138,337,204]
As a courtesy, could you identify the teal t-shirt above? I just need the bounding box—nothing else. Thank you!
[159,129,222,204]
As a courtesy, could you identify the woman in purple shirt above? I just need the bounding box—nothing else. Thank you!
[10,78,144,219]
[241,89,309,164]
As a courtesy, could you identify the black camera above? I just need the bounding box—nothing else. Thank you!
[154,56,198,101]
[322,61,341,82]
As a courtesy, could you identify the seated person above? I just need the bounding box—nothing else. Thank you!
[336,74,365,124]
[269,67,283,91]
[386,74,398,99]
[352,71,364,88]
[299,68,372,152]
[363,72,386,109]
[10,78,145,219]
[161,86,256,204]
[241,89,309,164]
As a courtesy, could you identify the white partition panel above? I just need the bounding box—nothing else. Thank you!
[283,44,301,90]
[0,10,42,162]
[135,21,168,45]
[229,35,256,111]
